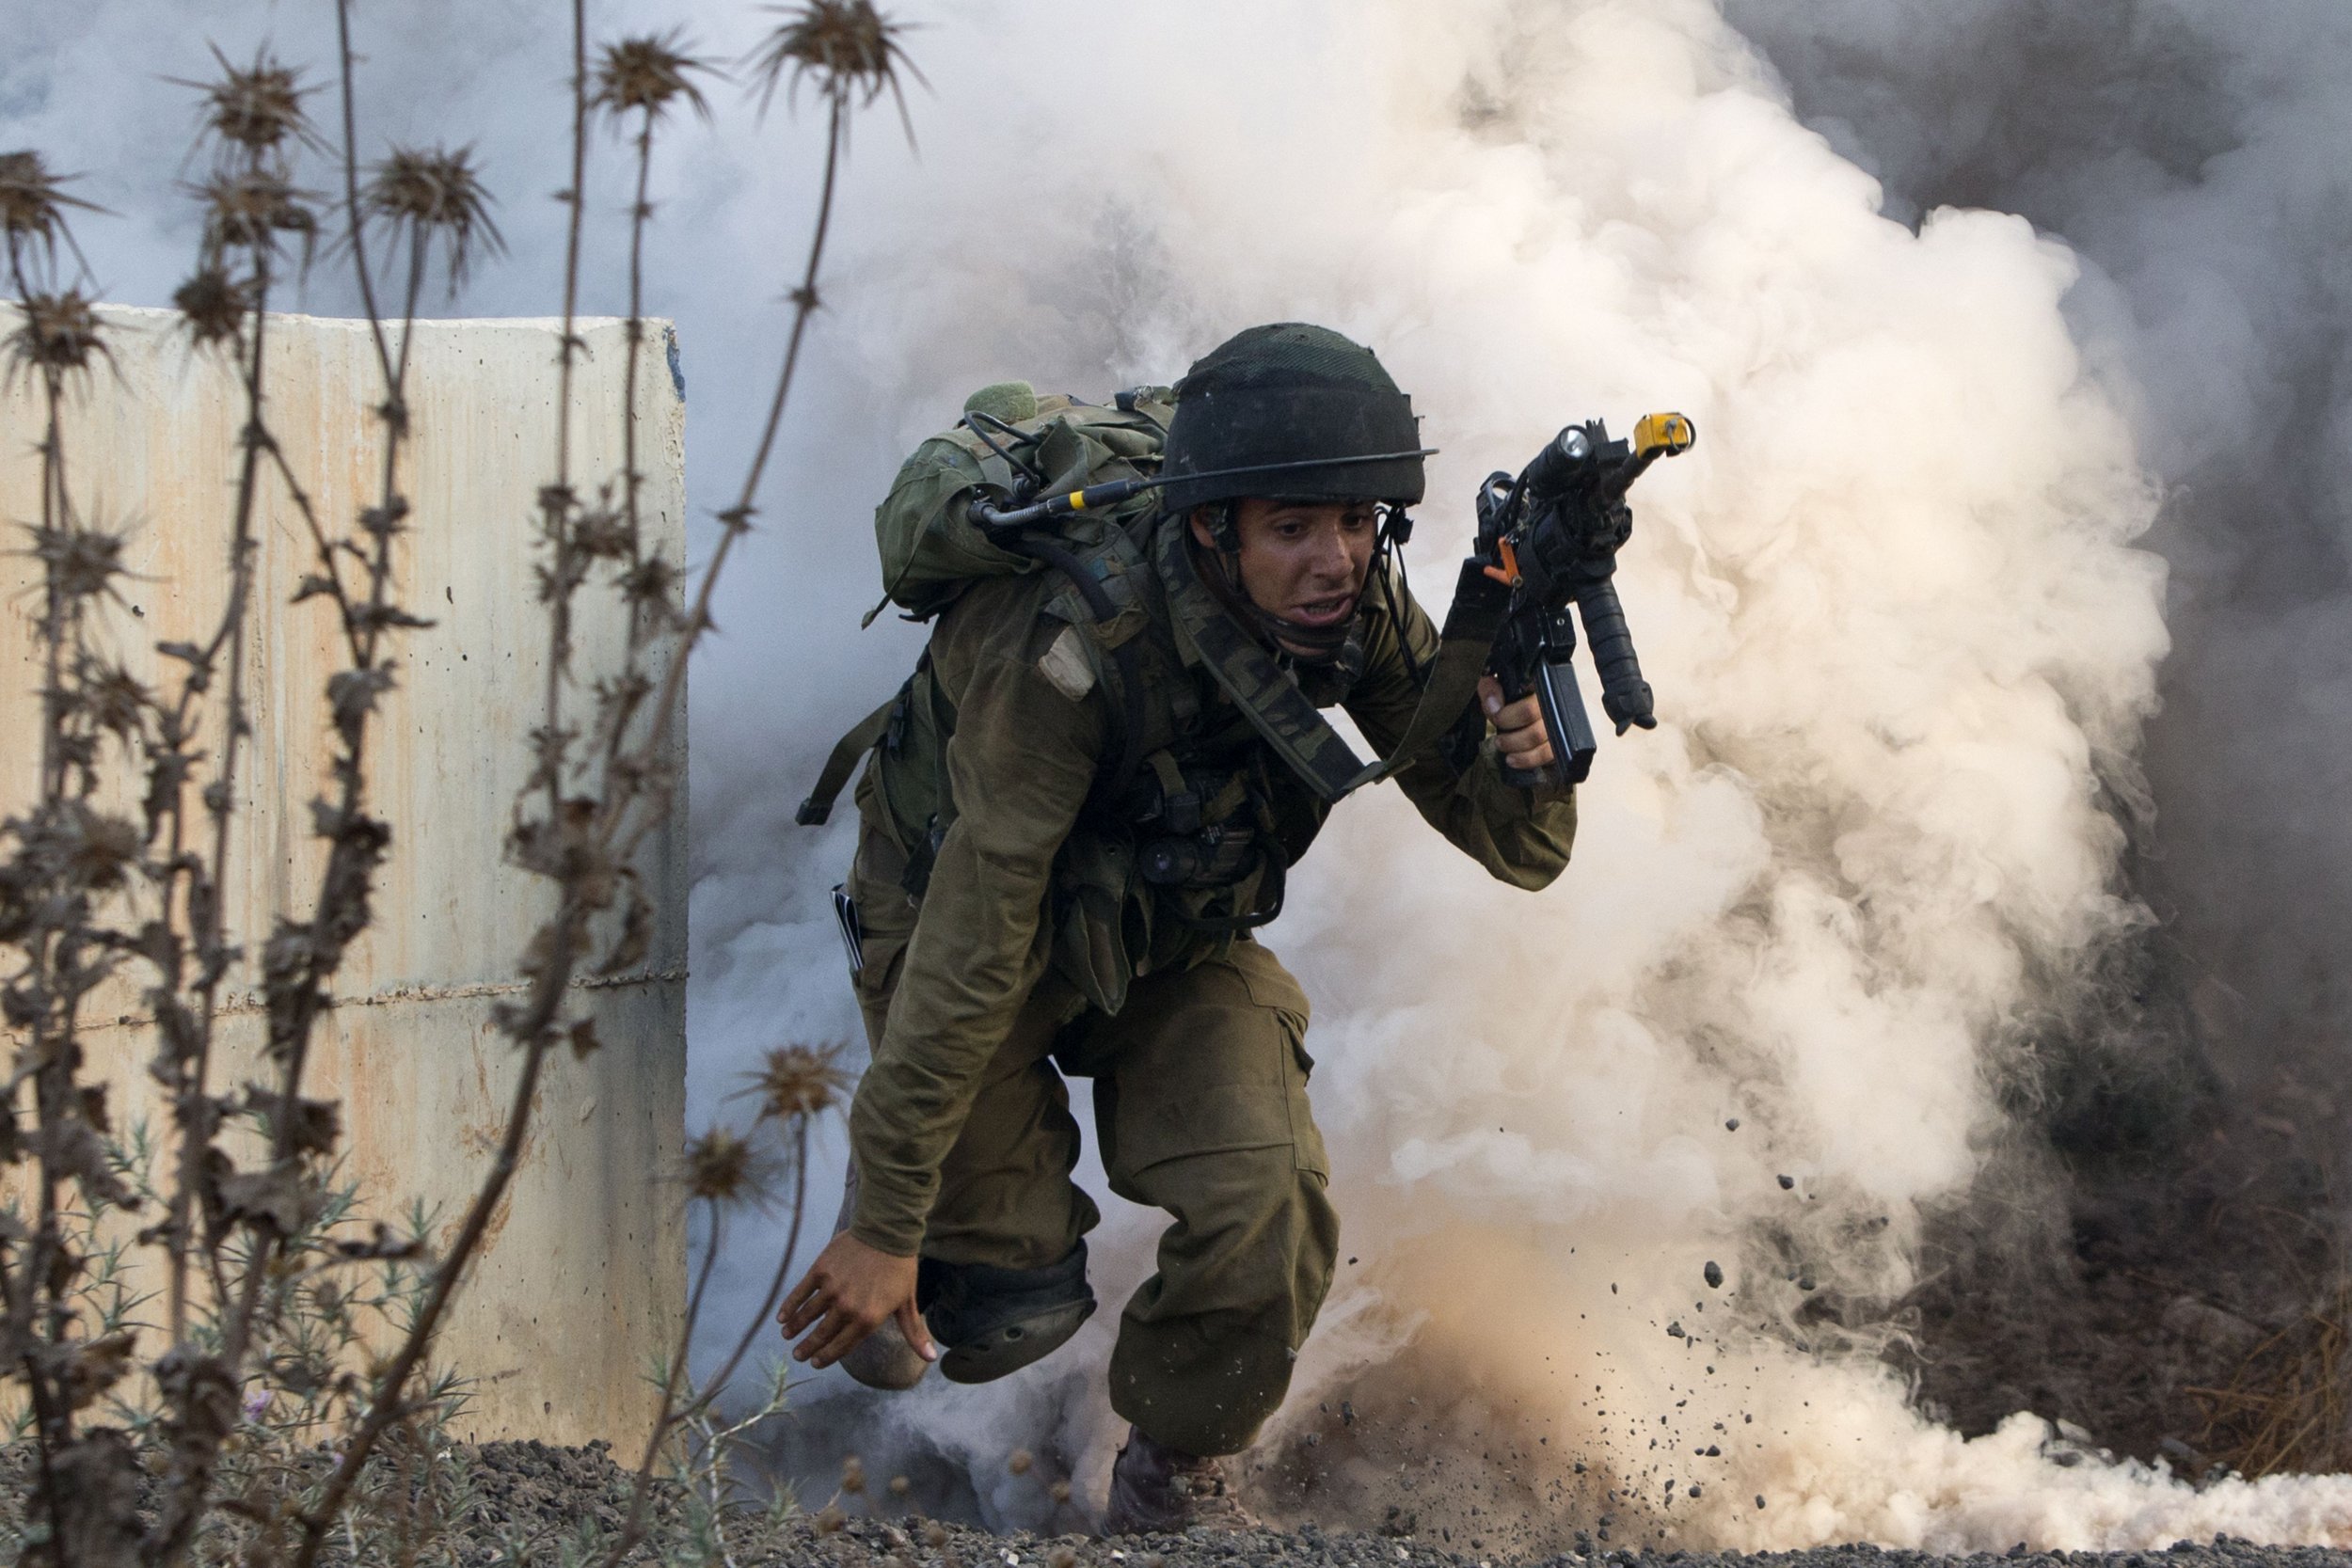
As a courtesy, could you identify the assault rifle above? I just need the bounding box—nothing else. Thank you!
[1470,412,1694,787]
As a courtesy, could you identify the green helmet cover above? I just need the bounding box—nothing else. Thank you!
[1160,323,1426,512]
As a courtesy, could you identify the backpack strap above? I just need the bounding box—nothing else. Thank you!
[796,687,906,827]
[1003,530,1150,804]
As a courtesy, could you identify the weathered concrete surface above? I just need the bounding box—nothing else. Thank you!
[0,305,688,1449]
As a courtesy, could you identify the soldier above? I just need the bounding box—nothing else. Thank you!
[779,324,1577,1531]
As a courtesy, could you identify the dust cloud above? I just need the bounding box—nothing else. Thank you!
[7,0,2346,1550]
[1723,0,2352,1261]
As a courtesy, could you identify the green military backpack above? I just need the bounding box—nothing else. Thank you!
[795,378,1173,838]
[871,379,1173,620]
[795,379,1198,1012]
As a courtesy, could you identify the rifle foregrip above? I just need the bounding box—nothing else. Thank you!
[1576,580,1656,734]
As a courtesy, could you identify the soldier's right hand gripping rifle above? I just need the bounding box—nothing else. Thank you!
[1470,412,1695,787]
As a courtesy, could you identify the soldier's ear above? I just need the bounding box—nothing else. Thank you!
[1187,508,1220,553]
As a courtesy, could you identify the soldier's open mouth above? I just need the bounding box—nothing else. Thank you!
[1288,593,1358,626]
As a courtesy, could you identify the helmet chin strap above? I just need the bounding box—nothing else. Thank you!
[1248,600,1356,661]
[1198,504,1359,665]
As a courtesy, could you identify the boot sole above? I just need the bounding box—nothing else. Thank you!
[937,1298,1096,1385]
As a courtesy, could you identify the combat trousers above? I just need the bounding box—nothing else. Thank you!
[847,832,1341,1458]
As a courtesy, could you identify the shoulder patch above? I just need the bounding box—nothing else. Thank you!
[1038,625,1098,701]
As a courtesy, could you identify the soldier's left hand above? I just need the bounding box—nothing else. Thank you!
[1479,673,1553,769]
[778,1230,937,1370]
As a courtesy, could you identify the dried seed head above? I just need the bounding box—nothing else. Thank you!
[888,1474,912,1497]
[814,1504,848,1536]
[363,145,505,289]
[1048,1481,1072,1504]
[0,150,101,284]
[571,498,636,560]
[6,290,108,381]
[740,1041,850,1125]
[173,267,251,348]
[193,170,319,263]
[1007,1448,1032,1476]
[680,1125,770,1204]
[78,658,153,743]
[620,554,684,626]
[747,0,921,125]
[840,1454,866,1494]
[921,1522,949,1549]
[176,46,322,163]
[56,802,142,892]
[592,31,719,124]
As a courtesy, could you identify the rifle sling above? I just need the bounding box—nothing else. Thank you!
[1152,518,1370,803]
[1343,559,1511,792]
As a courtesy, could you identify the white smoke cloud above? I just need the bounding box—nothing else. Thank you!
[1719,0,2352,1132]
[11,0,2348,1550]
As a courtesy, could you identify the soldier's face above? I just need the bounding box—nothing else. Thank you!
[1193,498,1379,651]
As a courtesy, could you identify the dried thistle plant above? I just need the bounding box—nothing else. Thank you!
[683,1126,776,1207]
[170,265,251,348]
[130,21,459,1564]
[172,43,326,167]
[3,288,110,386]
[19,512,129,607]
[190,169,321,270]
[0,134,167,1566]
[0,148,103,288]
[747,0,923,128]
[362,144,504,294]
[739,1040,853,1125]
[481,8,920,1562]
[592,30,720,125]
[0,0,916,1559]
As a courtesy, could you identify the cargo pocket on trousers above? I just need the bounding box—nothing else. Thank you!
[1279,1024,1329,1179]
[1222,943,1328,1180]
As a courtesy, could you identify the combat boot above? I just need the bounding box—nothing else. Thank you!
[1101,1426,1259,1534]
[829,1164,930,1392]
[919,1243,1096,1385]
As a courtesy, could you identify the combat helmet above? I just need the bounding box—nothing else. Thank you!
[1159,323,1428,514]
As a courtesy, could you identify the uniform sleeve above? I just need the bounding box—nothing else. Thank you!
[1343,571,1578,891]
[845,625,1107,1255]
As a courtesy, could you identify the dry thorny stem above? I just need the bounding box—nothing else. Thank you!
[0,3,911,1562]
[0,51,421,1564]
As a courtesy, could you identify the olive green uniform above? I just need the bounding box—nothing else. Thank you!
[842,510,1574,1456]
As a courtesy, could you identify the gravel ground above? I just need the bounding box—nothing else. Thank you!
[10,1436,2352,1567]
[365,1443,2352,1568]
[761,1523,2352,1568]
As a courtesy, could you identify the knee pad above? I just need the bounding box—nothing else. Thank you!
[918,1241,1097,1385]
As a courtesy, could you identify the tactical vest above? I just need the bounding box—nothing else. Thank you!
[802,387,1507,1015]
